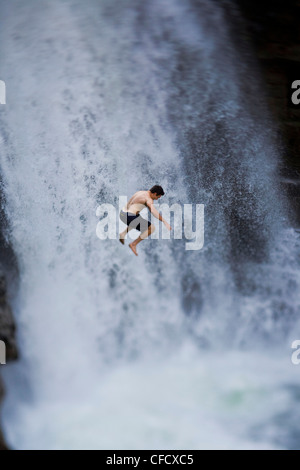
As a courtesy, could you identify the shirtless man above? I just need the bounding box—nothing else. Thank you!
[119,185,172,256]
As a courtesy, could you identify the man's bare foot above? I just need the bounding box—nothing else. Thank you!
[119,235,125,245]
[129,243,138,256]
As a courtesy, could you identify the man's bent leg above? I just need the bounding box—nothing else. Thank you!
[129,224,155,256]
[119,225,135,244]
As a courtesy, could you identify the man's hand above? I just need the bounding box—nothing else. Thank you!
[164,221,172,231]
[147,199,172,232]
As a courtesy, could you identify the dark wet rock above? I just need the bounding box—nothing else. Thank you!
[235,0,300,222]
[0,180,19,450]
[0,273,18,451]
[0,275,18,362]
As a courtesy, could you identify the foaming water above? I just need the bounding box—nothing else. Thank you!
[0,0,299,450]
[3,345,300,450]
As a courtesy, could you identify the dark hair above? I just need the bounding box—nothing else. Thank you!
[150,185,165,196]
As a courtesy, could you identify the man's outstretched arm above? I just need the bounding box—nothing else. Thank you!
[147,200,172,231]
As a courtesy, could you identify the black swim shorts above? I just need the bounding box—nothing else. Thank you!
[120,210,152,232]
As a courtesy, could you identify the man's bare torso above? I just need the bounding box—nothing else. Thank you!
[122,191,151,215]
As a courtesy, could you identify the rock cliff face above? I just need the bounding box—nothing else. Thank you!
[0,186,19,450]
[0,276,18,361]
[235,0,300,224]
[0,274,18,450]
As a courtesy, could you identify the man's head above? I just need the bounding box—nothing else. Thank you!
[149,185,165,200]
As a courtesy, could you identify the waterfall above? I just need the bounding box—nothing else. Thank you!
[0,0,299,450]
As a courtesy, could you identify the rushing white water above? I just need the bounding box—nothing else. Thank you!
[0,0,300,450]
